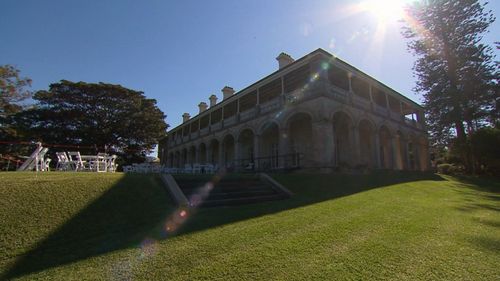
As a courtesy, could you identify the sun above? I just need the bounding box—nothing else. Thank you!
[360,0,407,23]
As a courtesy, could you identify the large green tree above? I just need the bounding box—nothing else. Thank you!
[402,0,498,171]
[15,80,168,163]
[0,65,33,167]
[0,65,32,136]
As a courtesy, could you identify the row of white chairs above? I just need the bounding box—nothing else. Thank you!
[56,151,117,172]
[122,163,218,174]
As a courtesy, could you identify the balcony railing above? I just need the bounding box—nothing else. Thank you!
[329,85,349,102]
[223,115,237,127]
[374,104,388,115]
[352,95,370,110]
[240,108,257,121]
[199,127,209,136]
[211,122,222,131]
[260,97,281,114]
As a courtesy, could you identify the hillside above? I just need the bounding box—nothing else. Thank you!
[1,172,499,280]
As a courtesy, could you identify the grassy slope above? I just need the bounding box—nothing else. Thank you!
[0,172,499,280]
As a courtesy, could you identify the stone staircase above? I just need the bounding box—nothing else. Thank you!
[173,174,290,207]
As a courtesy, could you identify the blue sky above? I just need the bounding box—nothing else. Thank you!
[2,0,499,133]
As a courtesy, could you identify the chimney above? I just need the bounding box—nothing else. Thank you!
[209,94,218,107]
[182,113,190,123]
[276,52,294,69]
[222,86,235,100]
[198,102,208,113]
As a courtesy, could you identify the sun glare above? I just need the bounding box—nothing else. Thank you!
[360,0,406,23]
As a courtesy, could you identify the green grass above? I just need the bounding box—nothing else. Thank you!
[0,171,499,280]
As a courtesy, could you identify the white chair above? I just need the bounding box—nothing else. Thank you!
[42,158,51,171]
[56,152,70,171]
[91,153,107,172]
[17,143,44,171]
[106,155,118,172]
[192,163,202,174]
[205,164,215,174]
[184,164,193,174]
[67,151,86,171]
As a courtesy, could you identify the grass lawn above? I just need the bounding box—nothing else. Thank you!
[0,171,499,280]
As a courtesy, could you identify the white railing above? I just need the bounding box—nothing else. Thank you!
[352,95,370,110]
[260,97,281,114]
[374,104,388,115]
[240,108,257,121]
[199,127,209,135]
[223,115,237,127]
[329,85,349,102]
[285,89,308,104]
[211,122,222,131]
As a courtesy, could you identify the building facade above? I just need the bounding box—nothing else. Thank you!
[159,49,430,172]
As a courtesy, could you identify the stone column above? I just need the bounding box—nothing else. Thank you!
[311,119,334,169]
[415,143,421,171]
[279,128,289,168]
[391,136,400,170]
[234,140,240,169]
[253,134,260,169]
[353,125,360,167]
[218,141,224,168]
[195,146,200,164]
[406,142,411,170]
[374,131,381,168]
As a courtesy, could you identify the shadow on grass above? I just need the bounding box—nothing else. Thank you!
[4,171,443,279]
[2,174,174,280]
[176,171,445,236]
[453,175,500,214]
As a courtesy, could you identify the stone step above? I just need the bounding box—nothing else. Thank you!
[173,174,290,207]
[180,185,272,195]
[205,189,278,200]
[200,193,289,208]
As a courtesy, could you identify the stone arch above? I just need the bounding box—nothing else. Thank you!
[333,111,355,167]
[417,135,429,171]
[181,148,188,167]
[222,134,236,168]
[394,130,406,170]
[330,109,356,125]
[188,145,196,165]
[236,126,256,140]
[174,151,181,168]
[209,139,220,166]
[260,121,280,169]
[198,142,207,164]
[168,152,174,167]
[237,128,255,167]
[258,120,280,135]
[406,132,419,171]
[358,119,376,168]
[378,125,393,169]
[287,112,313,167]
[283,109,315,129]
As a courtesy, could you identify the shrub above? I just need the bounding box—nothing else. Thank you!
[437,163,464,175]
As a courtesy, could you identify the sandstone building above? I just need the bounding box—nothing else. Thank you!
[159,48,430,172]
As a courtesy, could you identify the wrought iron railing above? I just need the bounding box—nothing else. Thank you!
[229,152,303,172]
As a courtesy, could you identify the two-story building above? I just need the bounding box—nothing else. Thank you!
[159,48,430,172]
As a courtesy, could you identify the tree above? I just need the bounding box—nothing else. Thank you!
[402,0,498,172]
[0,65,33,168]
[14,80,168,163]
[470,125,500,174]
[0,65,32,135]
